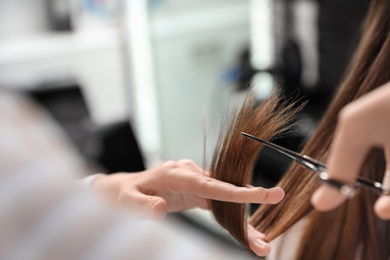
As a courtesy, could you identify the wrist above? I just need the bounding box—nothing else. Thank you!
[93,173,130,206]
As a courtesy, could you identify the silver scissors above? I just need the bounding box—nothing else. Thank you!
[241,132,390,198]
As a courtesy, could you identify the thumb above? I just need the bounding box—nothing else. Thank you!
[374,170,390,219]
[374,145,390,219]
[118,190,168,220]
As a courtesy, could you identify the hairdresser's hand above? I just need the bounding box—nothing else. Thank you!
[92,159,284,222]
[311,82,390,219]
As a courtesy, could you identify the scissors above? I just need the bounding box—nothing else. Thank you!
[241,132,390,198]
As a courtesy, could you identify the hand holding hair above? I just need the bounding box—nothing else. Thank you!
[92,159,284,220]
[311,81,390,219]
[91,159,283,256]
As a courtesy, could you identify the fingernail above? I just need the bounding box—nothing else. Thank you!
[151,205,167,220]
[255,238,268,249]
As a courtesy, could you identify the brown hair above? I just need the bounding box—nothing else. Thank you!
[210,0,390,258]
[209,93,302,246]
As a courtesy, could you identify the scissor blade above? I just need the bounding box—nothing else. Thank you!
[241,132,301,160]
[240,132,325,171]
[356,177,390,196]
[241,133,390,197]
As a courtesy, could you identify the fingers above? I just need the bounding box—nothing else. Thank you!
[311,105,371,211]
[312,84,390,211]
[160,160,284,204]
[247,224,271,257]
[374,171,390,219]
[176,159,211,177]
[167,169,285,204]
[311,186,347,212]
[117,190,168,220]
[177,159,205,174]
[374,145,390,219]
[191,196,210,210]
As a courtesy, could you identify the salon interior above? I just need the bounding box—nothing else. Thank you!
[0,0,369,258]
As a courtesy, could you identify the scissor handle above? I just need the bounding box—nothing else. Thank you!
[317,171,358,198]
[317,172,390,198]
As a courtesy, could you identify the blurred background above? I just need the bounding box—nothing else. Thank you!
[0,0,369,256]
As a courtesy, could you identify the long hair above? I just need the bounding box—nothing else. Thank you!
[210,0,390,258]
[209,93,302,246]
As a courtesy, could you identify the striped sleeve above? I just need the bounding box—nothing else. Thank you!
[0,90,255,260]
[0,162,256,260]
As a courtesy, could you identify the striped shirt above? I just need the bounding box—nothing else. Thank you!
[0,90,255,260]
